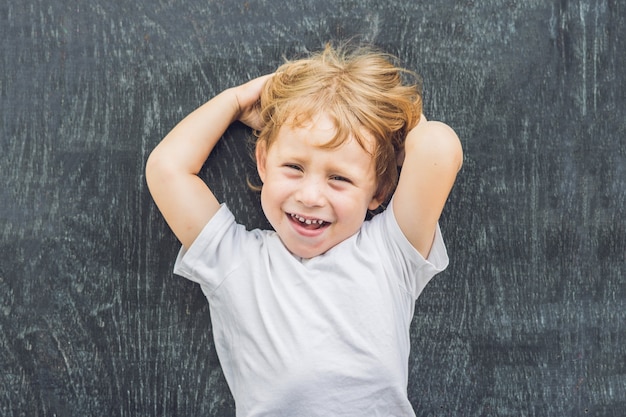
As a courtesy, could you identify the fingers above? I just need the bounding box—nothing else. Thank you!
[244,73,274,100]
[235,74,274,130]
[235,74,273,112]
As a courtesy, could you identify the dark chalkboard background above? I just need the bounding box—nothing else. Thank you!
[1,1,624,416]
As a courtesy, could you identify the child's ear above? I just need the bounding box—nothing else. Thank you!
[368,196,382,211]
[255,142,267,183]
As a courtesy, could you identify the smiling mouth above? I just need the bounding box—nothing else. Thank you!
[289,213,330,229]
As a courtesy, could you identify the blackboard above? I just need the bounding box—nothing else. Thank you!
[1,1,624,416]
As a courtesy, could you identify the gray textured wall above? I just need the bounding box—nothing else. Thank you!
[1,0,624,416]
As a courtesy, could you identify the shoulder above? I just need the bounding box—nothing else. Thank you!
[357,202,449,298]
[173,204,275,287]
[362,202,447,266]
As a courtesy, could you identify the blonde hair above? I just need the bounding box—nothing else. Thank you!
[256,43,422,202]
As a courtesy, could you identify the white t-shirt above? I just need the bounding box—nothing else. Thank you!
[174,200,448,417]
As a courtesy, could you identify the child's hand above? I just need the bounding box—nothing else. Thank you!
[233,74,273,131]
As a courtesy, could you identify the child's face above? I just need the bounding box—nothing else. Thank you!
[256,113,381,259]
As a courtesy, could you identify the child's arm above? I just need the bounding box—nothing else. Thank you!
[393,115,463,259]
[145,74,272,248]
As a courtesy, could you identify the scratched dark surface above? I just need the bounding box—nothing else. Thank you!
[1,0,624,416]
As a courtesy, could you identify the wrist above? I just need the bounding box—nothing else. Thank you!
[217,87,243,125]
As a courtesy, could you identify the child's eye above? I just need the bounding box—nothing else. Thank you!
[284,164,303,171]
[330,175,352,183]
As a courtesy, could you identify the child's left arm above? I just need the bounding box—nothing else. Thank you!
[393,116,463,259]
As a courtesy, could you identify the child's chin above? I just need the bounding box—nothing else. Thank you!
[290,249,322,260]
[286,243,329,260]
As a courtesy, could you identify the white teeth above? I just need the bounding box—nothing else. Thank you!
[291,213,325,225]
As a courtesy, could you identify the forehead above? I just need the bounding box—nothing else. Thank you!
[285,113,336,146]
[275,112,376,155]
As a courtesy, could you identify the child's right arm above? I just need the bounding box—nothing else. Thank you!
[145,74,272,248]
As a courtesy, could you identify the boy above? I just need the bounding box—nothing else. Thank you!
[146,44,462,416]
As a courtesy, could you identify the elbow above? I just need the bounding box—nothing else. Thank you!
[407,121,463,172]
[145,150,159,186]
[145,148,172,192]
[435,122,463,172]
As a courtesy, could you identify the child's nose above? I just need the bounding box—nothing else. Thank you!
[295,177,325,207]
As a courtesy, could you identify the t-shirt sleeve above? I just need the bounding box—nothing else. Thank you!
[173,204,250,294]
[369,198,449,300]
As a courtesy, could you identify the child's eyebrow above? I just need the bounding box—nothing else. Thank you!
[329,159,377,182]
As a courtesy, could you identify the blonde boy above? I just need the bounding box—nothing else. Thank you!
[146,44,462,416]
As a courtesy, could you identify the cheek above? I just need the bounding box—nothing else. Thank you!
[259,187,279,230]
[260,185,275,211]
[260,180,287,216]
[333,193,370,219]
